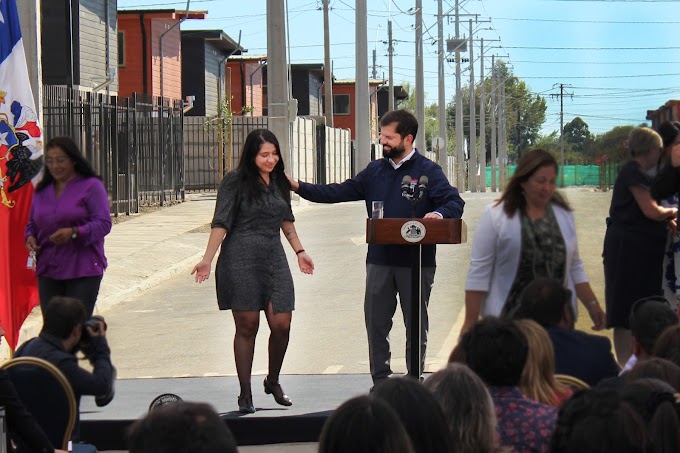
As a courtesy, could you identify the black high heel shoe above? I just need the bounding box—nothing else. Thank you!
[264,377,293,406]
[238,394,255,413]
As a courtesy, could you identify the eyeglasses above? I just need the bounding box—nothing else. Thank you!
[45,157,70,165]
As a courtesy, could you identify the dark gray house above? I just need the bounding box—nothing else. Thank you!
[42,0,118,91]
[181,30,244,117]
[377,85,409,119]
[290,63,325,116]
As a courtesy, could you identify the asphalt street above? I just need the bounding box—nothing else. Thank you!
[102,188,612,379]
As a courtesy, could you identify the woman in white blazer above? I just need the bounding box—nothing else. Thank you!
[461,149,606,336]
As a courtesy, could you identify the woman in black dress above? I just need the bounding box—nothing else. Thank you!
[604,127,676,365]
[192,129,314,413]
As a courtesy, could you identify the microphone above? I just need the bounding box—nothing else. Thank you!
[416,176,428,200]
[401,175,412,200]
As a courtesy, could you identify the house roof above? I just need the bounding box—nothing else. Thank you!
[334,78,386,86]
[118,9,208,20]
[378,84,409,100]
[229,55,267,61]
[291,63,325,78]
[181,30,247,54]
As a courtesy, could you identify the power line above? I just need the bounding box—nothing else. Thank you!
[505,45,680,50]
[491,16,680,24]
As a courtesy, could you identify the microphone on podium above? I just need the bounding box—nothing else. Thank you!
[416,176,429,200]
[401,175,412,200]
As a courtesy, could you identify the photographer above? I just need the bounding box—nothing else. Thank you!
[15,296,115,450]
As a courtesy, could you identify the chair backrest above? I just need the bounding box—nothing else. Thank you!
[555,373,590,391]
[1,357,76,450]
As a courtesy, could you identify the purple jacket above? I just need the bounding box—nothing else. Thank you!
[25,175,111,280]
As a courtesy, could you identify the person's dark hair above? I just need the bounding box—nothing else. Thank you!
[620,378,680,453]
[629,296,679,355]
[657,121,680,149]
[627,357,680,391]
[424,364,502,453]
[317,395,415,453]
[371,377,452,453]
[461,317,528,387]
[40,296,87,340]
[127,401,237,453]
[495,148,572,217]
[551,389,648,453]
[511,278,573,328]
[653,325,680,367]
[236,128,291,204]
[37,136,100,191]
[379,109,418,141]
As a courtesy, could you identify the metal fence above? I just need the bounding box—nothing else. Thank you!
[42,86,184,214]
[184,115,352,190]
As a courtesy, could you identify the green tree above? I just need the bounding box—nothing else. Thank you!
[563,117,594,156]
[592,125,636,164]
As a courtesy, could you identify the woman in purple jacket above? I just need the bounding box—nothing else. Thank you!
[25,137,111,318]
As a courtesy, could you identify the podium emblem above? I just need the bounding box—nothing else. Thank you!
[401,221,426,243]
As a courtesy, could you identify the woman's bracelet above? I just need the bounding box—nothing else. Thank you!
[295,249,305,255]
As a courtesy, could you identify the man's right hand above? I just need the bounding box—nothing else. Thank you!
[86,319,107,339]
[286,173,300,192]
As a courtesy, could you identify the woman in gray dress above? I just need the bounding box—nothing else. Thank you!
[192,129,314,414]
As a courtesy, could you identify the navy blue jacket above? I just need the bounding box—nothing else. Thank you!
[547,326,620,387]
[15,333,114,441]
[297,151,464,267]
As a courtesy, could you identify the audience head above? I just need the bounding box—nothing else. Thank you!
[627,358,680,391]
[628,127,663,159]
[551,389,647,453]
[653,324,680,367]
[516,319,570,406]
[127,401,237,453]
[40,296,87,342]
[512,278,574,329]
[424,364,500,453]
[371,377,452,453]
[657,121,680,150]
[620,378,680,453]
[629,296,679,359]
[461,317,528,387]
[317,395,414,453]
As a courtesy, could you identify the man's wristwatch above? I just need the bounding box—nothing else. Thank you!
[71,227,78,239]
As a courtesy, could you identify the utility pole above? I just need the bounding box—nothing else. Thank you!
[437,0,447,168]
[267,0,290,167]
[468,19,476,192]
[355,0,370,173]
[322,0,333,126]
[490,55,497,192]
[372,49,377,79]
[415,0,426,153]
[551,83,572,187]
[479,38,486,193]
[455,0,464,190]
[500,77,508,188]
[388,20,394,111]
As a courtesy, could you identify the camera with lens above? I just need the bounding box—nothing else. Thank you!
[80,315,107,343]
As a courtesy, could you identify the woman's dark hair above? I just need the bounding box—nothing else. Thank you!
[318,395,415,453]
[653,325,680,367]
[657,121,680,149]
[620,378,680,453]
[627,357,680,391]
[371,377,452,453]
[236,129,291,204]
[37,136,100,191]
[551,389,647,453]
[495,148,571,217]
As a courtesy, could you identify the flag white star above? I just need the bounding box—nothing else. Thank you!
[0,131,9,148]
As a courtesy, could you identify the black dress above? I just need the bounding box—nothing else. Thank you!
[211,170,295,313]
[603,160,667,328]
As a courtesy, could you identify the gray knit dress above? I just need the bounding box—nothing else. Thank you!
[212,170,295,313]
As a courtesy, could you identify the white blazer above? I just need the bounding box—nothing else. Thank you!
[465,201,589,317]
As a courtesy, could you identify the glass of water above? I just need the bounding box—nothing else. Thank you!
[371,201,384,219]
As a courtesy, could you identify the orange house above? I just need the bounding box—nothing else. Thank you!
[329,79,384,140]
[227,55,267,117]
[117,9,207,101]
[647,100,680,130]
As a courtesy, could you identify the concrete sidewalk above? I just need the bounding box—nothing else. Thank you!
[5,193,243,357]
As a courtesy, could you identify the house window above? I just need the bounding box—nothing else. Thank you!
[117,31,125,67]
[333,94,350,115]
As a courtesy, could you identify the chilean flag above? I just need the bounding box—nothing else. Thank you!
[0,0,43,350]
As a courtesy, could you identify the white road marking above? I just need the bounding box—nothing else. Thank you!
[322,365,344,374]
[429,304,466,372]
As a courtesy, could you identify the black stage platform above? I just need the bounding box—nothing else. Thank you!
[80,374,373,450]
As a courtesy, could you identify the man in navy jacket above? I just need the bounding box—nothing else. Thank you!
[288,110,464,385]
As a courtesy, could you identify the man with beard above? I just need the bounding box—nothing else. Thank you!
[287,109,464,386]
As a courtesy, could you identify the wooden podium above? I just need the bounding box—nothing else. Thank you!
[366,218,467,379]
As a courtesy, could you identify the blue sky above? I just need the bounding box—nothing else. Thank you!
[117,0,680,134]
